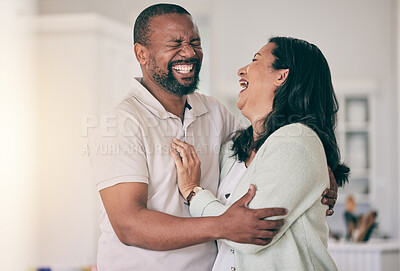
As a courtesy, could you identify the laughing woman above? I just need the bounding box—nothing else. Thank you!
[170,36,349,271]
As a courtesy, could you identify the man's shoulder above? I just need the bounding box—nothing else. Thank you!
[99,93,144,119]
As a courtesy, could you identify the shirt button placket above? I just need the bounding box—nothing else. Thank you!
[230,249,235,271]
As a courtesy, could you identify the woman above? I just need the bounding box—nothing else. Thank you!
[170,36,349,270]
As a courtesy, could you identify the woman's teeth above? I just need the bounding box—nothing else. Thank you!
[240,81,248,89]
[173,64,193,74]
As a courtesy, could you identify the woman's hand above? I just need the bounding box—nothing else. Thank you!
[169,138,201,199]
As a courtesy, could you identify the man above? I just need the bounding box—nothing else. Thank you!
[89,4,337,271]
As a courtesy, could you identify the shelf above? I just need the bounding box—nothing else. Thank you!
[336,90,374,206]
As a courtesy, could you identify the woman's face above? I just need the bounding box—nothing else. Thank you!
[236,42,288,123]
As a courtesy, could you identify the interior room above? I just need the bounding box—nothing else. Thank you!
[0,0,399,270]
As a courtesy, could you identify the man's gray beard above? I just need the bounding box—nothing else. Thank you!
[151,64,200,96]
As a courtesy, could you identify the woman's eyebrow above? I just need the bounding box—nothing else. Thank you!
[254,52,262,57]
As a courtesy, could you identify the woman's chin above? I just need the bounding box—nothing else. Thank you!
[237,106,248,118]
[236,100,245,111]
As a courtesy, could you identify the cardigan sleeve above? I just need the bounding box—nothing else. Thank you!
[190,124,329,255]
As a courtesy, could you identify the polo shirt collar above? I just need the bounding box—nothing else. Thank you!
[130,77,208,119]
[186,91,208,117]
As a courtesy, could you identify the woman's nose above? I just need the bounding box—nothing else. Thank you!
[237,65,247,76]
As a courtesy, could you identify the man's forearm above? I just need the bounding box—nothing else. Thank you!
[115,208,222,251]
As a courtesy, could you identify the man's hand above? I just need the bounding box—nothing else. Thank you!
[321,167,338,216]
[219,184,287,246]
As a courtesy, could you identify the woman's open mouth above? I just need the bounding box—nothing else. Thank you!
[239,79,249,95]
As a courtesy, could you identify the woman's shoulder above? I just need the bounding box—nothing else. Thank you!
[270,122,317,138]
[260,123,325,156]
[252,123,328,179]
[269,122,320,143]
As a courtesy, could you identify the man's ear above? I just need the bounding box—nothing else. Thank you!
[275,69,289,86]
[134,43,149,65]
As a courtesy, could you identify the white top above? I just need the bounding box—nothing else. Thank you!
[88,78,236,271]
[213,160,247,271]
[190,124,338,270]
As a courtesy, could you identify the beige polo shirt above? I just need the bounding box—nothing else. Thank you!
[89,78,236,271]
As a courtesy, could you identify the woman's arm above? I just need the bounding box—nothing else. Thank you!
[170,138,287,246]
[222,130,329,254]
[171,130,334,253]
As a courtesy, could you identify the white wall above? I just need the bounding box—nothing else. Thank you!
[34,14,138,267]
[0,1,39,270]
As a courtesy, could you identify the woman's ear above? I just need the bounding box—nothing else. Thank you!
[276,69,289,86]
[134,43,149,65]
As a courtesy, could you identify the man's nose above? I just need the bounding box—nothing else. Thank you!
[179,43,196,57]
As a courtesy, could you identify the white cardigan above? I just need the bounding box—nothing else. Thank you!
[190,123,338,271]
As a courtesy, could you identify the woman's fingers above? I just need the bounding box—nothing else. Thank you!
[172,138,196,154]
[170,142,190,162]
[169,148,183,168]
[172,137,186,146]
[173,138,200,162]
[170,139,201,198]
[171,142,185,157]
[172,138,190,152]
[171,139,199,164]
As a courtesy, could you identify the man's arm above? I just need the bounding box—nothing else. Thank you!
[100,182,286,251]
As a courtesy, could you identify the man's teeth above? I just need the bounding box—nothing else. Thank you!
[173,64,193,74]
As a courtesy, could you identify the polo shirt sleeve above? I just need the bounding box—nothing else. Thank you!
[88,111,149,191]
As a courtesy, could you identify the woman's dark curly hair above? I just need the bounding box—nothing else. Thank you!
[232,36,349,186]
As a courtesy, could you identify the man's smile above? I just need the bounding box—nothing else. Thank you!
[172,63,194,74]
[169,59,200,82]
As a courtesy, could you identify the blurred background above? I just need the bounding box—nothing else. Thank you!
[0,0,399,270]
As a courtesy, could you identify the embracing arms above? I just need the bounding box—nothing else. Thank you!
[170,134,338,253]
[171,138,338,215]
[100,182,286,250]
[90,111,287,251]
